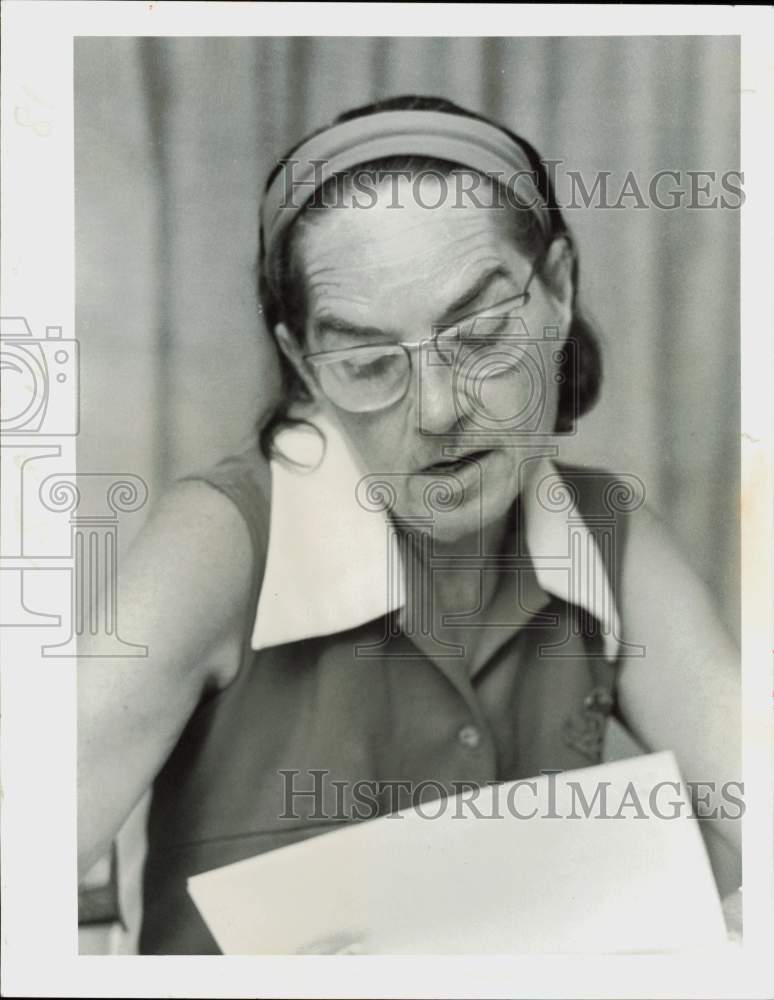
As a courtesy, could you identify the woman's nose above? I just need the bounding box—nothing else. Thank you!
[414,346,465,435]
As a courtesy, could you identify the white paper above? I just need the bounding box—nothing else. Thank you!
[187,752,727,955]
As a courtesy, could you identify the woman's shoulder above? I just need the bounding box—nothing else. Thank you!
[552,461,719,627]
[136,446,269,606]
[552,459,655,607]
[104,457,266,694]
[553,459,646,516]
[180,444,272,505]
[133,445,270,620]
[174,444,272,565]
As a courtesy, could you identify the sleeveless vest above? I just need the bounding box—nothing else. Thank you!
[139,448,632,953]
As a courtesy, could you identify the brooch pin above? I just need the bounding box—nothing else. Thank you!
[562,686,614,761]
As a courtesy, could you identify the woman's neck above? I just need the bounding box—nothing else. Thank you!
[394,503,526,673]
[397,504,519,623]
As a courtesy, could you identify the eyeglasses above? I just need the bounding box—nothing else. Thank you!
[303,263,540,414]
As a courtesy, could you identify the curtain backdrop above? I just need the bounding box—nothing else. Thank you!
[75,35,740,635]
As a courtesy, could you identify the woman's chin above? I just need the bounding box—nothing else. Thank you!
[393,466,518,548]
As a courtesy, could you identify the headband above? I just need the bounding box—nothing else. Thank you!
[260,110,551,271]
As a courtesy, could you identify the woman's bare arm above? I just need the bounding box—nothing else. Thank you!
[78,479,254,876]
[616,505,742,886]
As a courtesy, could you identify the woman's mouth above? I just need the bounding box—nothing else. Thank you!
[420,449,495,475]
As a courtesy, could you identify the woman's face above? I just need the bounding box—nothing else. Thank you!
[282,175,574,545]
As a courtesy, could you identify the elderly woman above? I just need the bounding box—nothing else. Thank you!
[78,96,741,954]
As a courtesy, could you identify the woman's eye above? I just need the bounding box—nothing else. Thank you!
[342,354,394,378]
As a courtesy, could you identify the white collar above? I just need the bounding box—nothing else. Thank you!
[251,414,621,662]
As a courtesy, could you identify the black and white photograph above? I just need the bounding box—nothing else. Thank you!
[2,4,772,998]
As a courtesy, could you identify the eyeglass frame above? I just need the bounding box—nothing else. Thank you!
[300,258,543,410]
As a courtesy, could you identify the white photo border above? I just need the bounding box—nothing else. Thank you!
[1,3,772,998]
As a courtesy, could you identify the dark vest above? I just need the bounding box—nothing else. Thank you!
[139,449,632,953]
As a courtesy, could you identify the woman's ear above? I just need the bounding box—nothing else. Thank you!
[541,236,575,329]
[274,322,301,364]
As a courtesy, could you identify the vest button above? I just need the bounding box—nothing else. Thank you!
[457,723,482,749]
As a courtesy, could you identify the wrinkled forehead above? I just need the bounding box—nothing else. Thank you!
[295,173,525,308]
